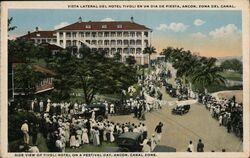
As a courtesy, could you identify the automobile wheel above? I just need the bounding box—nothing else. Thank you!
[121,147,129,152]
[96,115,104,122]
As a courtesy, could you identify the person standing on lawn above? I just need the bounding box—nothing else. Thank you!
[21,120,29,145]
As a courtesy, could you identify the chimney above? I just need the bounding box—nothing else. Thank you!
[35,27,39,32]
[28,31,30,34]
[78,17,82,23]
[130,16,134,23]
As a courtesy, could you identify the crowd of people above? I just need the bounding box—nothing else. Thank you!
[17,62,243,153]
[198,94,243,140]
[21,111,165,153]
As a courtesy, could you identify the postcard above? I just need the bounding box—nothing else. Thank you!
[1,0,249,158]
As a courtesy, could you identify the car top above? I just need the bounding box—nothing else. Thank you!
[118,132,142,140]
[85,104,106,109]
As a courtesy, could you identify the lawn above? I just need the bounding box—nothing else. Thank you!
[10,133,117,152]
[219,71,242,81]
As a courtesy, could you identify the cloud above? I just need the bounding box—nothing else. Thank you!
[101,18,115,21]
[194,19,206,26]
[191,32,206,39]
[54,22,70,30]
[209,24,241,38]
[157,22,189,32]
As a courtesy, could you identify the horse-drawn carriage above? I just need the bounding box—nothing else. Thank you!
[172,104,191,115]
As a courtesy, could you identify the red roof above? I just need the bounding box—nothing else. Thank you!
[57,21,151,31]
[39,43,63,51]
[32,64,56,76]
[19,31,56,39]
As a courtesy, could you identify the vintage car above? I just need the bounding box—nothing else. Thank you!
[116,132,144,152]
[152,145,176,152]
[75,103,108,121]
[172,104,191,115]
[178,94,188,101]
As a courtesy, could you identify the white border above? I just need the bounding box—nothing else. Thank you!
[1,1,249,158]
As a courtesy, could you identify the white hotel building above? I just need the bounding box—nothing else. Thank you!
[20,18,152,64]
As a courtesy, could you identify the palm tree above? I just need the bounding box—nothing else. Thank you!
[8,17,17,32]
[160,47,174,62]
[143,45,157,68]
[192,57,225,93]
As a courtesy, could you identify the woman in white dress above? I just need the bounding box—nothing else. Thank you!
[82,127,89,144]
[141,139,151,152]
[46,102,51,113]
[150,134,157,151]
[70,134,76,148]
[103,125,107,142]
[64,127,70,147]
[76,129,82,146]
[110,125,115,143]
[93,127,100,146]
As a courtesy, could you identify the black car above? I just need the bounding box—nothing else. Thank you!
[152,145,176,152]
[116,132,144,152]
[172,104,191,115]
[75,103,108,121]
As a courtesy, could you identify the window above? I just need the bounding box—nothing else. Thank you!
[102,25,107,29]
[86,25,91,29]
[130,32,135,37]
[79,32,84,37]
[117,32,122,37]
[66,33,71,38]
[36,34,40,37]
[104,32,109,37]
[98,32,103,37]
[117,25,122,28]
[92,32,96,37]
[85,32,90,37]
[111,32,116,37]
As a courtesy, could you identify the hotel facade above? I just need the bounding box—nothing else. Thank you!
[20,17,152,64]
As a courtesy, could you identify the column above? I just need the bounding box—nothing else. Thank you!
[141,31,144,65]
[63,32,66,48]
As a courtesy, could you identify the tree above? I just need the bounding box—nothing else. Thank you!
[53,45,137,104]
[113,52,122,62]
[192,57,225,93]
[143,45,157,67]
[50,50,75,101]
[8,17,17,32]
[126,55,136,66]
[160,47,174,62]
[14,63,44,108]
[220,59,242,73]
[8,39,39,62]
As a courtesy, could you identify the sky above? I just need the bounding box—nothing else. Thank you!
[8,9,242,58]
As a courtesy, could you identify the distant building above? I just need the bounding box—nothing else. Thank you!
[19,27,57,44]
[19,17,152,64]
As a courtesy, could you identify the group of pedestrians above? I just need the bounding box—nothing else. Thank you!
[198,93,243,140]
[187,139,205,152]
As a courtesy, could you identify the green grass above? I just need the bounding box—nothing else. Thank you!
[219,71,242,81]
[9,132,117,152]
